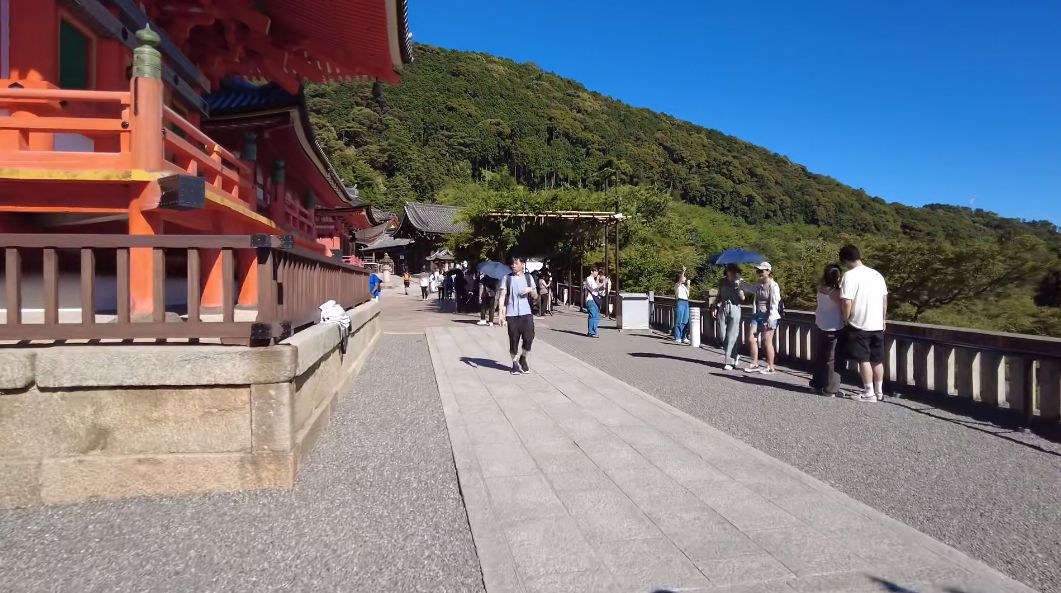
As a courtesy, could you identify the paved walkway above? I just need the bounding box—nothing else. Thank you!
[428,323,1037,593]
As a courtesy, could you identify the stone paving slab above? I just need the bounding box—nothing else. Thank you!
[427,325,1039,593]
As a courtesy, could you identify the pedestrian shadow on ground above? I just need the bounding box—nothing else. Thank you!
[451,319,484,324]
[628,351,728,370]
[708,371,819,397]
[550,328,602,338]
[460,357,512,372]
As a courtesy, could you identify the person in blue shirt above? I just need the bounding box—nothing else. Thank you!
[369,273,382,301]
[496,255,538,375]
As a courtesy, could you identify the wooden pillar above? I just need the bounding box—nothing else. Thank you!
[128,196,162,317]
[127,27,165,317]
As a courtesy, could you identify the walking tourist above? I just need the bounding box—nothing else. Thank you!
[538,272,552,317]
[419,268,430,300]
[811,263,844,396]
[584,268,602,338]
[369,272,382,302]
[673,267,691,345]
[402,270,411,295]
[454,270,468,313]
[743,262,781,374]
[477,275,498,326]
[839,244,889,401]
[497,255,538,375]
[432,269,443,300]
[443,273,454,304]
[712,264,745,369]
[599,273,614,318]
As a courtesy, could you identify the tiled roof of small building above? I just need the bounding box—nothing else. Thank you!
[361,233,414,252]
[401,203,468,235]
[355,222,391,243]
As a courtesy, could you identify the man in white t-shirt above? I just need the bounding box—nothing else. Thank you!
[839,244,889,402]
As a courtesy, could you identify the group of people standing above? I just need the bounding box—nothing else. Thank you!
[672,243,888,400]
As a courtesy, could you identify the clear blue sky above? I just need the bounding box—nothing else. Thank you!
[409,0,1061,225]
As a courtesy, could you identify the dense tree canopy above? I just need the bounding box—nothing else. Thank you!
[306,44,1061,336]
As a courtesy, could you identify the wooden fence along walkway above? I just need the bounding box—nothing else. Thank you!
[0,234,369,345]
[556,283,1061,428]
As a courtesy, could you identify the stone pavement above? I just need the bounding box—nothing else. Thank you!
[428,324,1038,593]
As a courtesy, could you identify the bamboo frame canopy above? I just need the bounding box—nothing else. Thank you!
[484,211,625,223]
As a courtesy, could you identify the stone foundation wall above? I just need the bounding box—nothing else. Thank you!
[0,301,381,508]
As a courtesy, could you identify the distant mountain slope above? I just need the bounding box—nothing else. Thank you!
[306,44,1058,247]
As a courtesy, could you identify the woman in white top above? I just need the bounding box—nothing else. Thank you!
[811,264,844,395]
[673,267,691,344]
[744,262,781,374]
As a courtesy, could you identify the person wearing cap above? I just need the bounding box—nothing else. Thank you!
[743,262,781,374]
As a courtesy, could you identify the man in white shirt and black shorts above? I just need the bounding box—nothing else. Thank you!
[839,244,889,402]
[497,255,539,375]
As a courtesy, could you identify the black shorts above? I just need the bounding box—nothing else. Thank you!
[846,328,884,364]
[506,314,535,355]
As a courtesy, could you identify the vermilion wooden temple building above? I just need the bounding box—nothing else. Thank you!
[0,0,411,321]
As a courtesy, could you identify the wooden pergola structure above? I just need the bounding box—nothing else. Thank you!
[483,210,625,308]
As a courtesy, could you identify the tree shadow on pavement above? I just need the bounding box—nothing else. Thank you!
[550,328,597,338]
[628,351,728,370]
[460,357,512,372]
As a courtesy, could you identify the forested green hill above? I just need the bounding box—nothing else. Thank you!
[305,44,1060,335]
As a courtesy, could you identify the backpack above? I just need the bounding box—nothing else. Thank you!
[505,273,538,304]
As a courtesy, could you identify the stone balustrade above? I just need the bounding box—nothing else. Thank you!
[647,295,1061,426]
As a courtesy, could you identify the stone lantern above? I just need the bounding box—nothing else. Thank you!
[380,253,394,284]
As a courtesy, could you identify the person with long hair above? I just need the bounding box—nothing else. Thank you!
[673,267,691,345]
[811,263,845,395]
[743,262,781,374]
[711,264,746,369]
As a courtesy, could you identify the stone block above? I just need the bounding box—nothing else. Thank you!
[0,350,34,390]
[251,383,294,452]
[555,487,660,542]
[35,345,297,387]
[502,517,600,579]
[485,474,567,524]
[0,459,41,509]
[39,452,294,505]
[0,386,251,457]
[293,348,341,431]
[281,300,379,377]
[598,538,712,592]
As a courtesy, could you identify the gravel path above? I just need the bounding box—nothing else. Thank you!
[0,335,484,593]
[537,308,1061,593]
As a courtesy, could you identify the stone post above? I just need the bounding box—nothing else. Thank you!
[689,307,701,348]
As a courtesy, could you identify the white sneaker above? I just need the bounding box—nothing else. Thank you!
[743,365,762,373]
[682,339,691,345]
[724,364,734,371]
[476,320,488,326]
[759,368,776,375]
[855,391,877,402]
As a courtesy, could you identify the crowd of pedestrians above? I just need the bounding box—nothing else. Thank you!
[674,243,889,400]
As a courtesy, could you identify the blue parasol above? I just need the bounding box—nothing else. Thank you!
[477,261,513,280]
[707,248,767,266]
